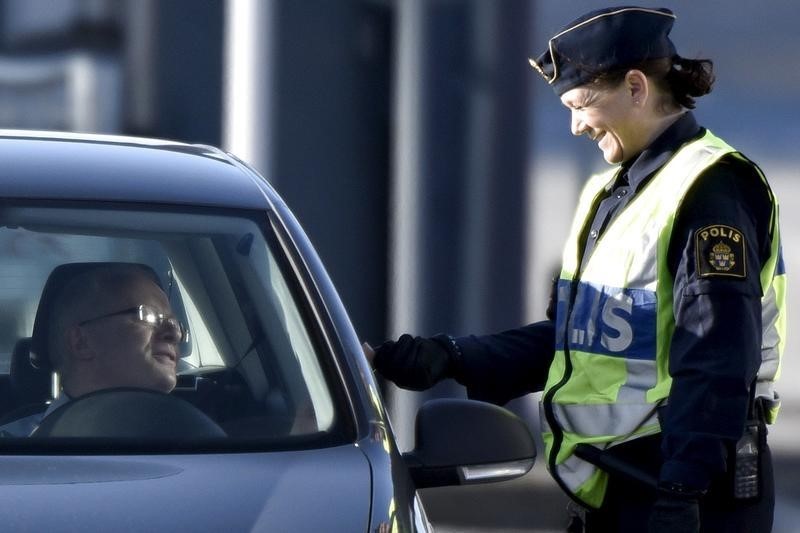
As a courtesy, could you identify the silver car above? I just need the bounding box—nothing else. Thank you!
[0,130,536,531]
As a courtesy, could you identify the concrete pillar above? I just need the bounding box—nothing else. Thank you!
[388,0,532,450]
[222,0,277,180]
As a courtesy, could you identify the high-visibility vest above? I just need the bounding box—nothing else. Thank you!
[541,129,786,508]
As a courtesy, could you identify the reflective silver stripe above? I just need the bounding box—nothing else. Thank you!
[756,380,776,402]
[617,359,658,403]
[760,284,781,382]
[549,359,658,437]
[556,433,661,496]
[539,402,551,434]
[551,402,660,437]
[759,351,780,382]
[555,453,596,493]
[621,230,658,290]
[626,252,657,290]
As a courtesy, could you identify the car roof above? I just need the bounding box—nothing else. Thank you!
[0,130,275,210]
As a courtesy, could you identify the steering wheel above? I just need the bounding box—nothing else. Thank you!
[32,388,226,439]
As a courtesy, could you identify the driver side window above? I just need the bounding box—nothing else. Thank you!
[0,207,344,449]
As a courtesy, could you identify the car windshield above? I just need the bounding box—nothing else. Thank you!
[0,203,350,451]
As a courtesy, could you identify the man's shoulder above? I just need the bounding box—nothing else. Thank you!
[0,395,71,437]
[0,409,46,437]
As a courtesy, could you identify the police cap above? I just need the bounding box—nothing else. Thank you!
[530,6,677,95]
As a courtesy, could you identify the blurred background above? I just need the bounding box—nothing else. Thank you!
[0,0,796,531]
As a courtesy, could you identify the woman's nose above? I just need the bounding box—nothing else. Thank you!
[570,111,584,136]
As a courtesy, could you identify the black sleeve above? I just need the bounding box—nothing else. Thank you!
[452,320,555,405]
[659,155,774,490]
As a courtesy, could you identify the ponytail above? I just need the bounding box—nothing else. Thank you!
[664,56,715,109]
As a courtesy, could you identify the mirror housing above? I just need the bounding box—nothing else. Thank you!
[403,398,536,489]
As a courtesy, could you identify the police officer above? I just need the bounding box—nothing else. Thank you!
[365,6,785,533]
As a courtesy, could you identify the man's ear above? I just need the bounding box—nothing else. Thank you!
[625,69,649,107]
[67,325,95,361]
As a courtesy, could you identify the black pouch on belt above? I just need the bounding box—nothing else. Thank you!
[732,421,761,500]
[731,387,767,500]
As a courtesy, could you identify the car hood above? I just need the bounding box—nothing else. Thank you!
[0,445,372,532]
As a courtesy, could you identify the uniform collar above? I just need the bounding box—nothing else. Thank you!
[618,112,703,192]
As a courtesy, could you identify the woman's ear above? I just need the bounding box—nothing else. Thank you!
[625,69,649,107]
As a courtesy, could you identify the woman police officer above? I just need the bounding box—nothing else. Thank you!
[365,6,785,532]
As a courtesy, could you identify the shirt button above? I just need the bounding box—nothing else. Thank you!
[589,229,599,239]
[616,188,628,199]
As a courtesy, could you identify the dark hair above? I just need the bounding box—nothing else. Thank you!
[589,56,715,110]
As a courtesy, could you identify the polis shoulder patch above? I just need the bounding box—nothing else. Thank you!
[695,224,746,278]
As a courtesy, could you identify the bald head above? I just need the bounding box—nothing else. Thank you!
[46,264,179,397]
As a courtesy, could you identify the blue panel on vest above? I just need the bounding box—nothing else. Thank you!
[555,280,657,360]
[777,245,786,275]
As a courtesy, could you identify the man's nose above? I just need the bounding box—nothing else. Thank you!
[155,320,181,344]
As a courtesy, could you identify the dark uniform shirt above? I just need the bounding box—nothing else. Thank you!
[453,112,774,491]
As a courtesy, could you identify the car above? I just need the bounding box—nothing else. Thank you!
[0,130,536,531]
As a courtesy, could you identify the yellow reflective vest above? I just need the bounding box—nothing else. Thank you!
[542,130,786,508]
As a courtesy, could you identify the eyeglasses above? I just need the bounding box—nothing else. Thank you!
[79,304,189,343]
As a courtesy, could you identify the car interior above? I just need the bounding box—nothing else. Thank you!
[0,203,350,450]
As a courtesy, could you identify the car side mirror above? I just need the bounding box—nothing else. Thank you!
[403,398,536,489]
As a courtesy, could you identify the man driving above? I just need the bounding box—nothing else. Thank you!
[0,263,186,436]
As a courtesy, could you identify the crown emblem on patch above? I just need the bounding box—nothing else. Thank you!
[709,241,735,271]
[696,224,746,278]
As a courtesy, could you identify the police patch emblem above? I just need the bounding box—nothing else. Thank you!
[695,224,746,278]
